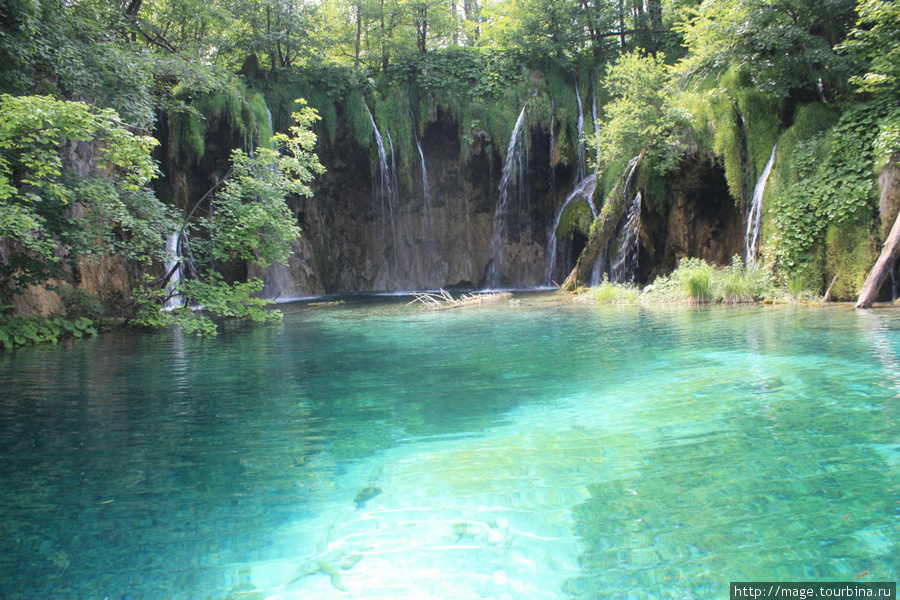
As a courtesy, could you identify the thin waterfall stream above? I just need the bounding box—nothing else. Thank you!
[163,232,183,310]
[365,103,401,286]
[487,100,531,288]
[746,145,776,265]
[610,191,642,283]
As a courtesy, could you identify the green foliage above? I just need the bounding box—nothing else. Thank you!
[130,274,281,336]
[677,0,856,99]
[0,94,173,295]
[168,81,272,167]
[556,200,593,240]
[589,52,688,176]
[717,256,770,304]
[0,315,97,350]
[824,221,878,301]
[841,0,900,97]
[345,91,376,150]
[641,257,771,304]
[768,102,887,278]
[874,106,900,169]
[673,257,716,303]
[578,275,640,304]
[373,87,415,187]
[49,286,107,319]
[145,102,324,336]
[683,68,784,205]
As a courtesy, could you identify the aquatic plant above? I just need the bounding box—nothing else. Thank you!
[579,276,639,304]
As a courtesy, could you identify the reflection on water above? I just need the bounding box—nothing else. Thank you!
[0,296,898,598]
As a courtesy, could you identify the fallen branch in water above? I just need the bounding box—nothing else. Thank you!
[408,289,513,310]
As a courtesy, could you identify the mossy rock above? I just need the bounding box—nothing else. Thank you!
[825,221,879,301]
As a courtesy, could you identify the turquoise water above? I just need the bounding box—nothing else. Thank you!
[1,295,898,599]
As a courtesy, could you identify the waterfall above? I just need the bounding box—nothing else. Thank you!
[594,154,642,285]
[544,81,599,287]
[610,191,642,283]
[575,78,586,182]
[163,232,183,311]
[592,93,601,168]
[408,105,432,210]
[745,145,776,265]
[365,103,401,286]
[545,175,597,285]
[487,101,531,288]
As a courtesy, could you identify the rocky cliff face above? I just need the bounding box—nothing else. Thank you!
[288,110,560,295]
[3,109,752,316]
[273,115,749,296]
[641,159,744,283]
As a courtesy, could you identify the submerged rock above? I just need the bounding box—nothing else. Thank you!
[353,486,382,508]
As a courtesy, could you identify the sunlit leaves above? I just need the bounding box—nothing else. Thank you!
[841,0,900,96]
[0,94,166,263]
[589,52,686,173]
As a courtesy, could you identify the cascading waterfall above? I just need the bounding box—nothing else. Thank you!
[575,78,586,182]
[545,175,597,286]
[487,100,531,288]
[365,103,401,286]
[610,191,642,283]
[163,232,183,311]
[592,93,601,167]
[592,154,642,285]
[544,79,598,286]
[745,145,776,265]
[608,155,643,284]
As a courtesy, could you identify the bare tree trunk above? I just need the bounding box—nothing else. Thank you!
[856,209,900,308]
[416,4,428,53]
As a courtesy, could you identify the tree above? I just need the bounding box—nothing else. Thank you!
[132,100,325,334]
[589,52,684,172]
[677,0,857,99]
[0,94,170,297]
[841,0,900,97]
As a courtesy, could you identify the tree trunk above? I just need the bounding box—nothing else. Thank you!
[648,0,662,29]
[856,208,900,308]
[561,153,643,291]
[354,4,362,70]
[618,0,626,49]
[451,0,458,45]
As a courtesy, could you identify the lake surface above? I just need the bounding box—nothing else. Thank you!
[1,295,898,599]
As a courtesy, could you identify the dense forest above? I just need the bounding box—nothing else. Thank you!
[1,0,899,346]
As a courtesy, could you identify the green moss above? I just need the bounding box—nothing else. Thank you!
[344,91,374,150]
[168,80,273,166]
[825,220,879,301]
[373,87,415,189]
[556,200,593,240]
[699,67,785,205]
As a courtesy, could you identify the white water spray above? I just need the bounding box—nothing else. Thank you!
[745,145,776,265]
[487,101,531,287]
[610,191,642,284]
[575,78,586,182]
[163,232,183,311]
[545,175,597,285]
[365,103,401,286]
